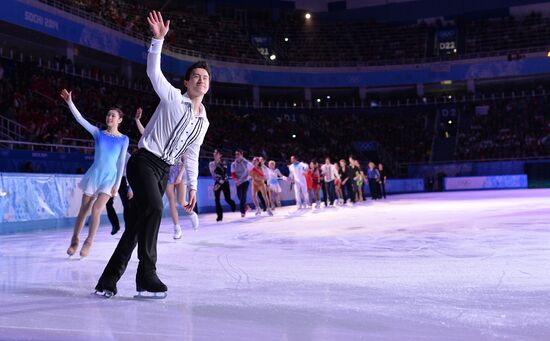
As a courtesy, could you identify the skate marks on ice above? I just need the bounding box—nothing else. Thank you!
[217,254,251,291]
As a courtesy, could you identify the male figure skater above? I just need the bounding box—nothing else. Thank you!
[231,150,252,217]
[288,155,310,209]
[95,11,210,298]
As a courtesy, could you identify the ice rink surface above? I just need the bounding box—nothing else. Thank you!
[1,189,550,341]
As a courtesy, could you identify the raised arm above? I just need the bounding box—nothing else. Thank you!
[146,11,180,102]
[134,107,146,135]
[60,89,98,138]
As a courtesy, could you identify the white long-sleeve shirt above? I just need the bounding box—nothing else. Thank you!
[321,163,338,182]
[140,38,209,191]
[288,162,308,184]
[266,168,284,185]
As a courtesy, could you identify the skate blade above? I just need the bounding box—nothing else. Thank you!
[94,290,115,298]
[133,292,167,299]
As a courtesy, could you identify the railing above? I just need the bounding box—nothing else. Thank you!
[0,47,151,93]
[35,0,550,68]
[2,42,548,111]
[0,138,291,168]
[0,139,147,159]
[0,139,96,153]
[0,115,28,141]
[59,138,95,148]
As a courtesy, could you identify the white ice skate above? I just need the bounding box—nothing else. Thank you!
[255,208,262,216]
[188,212,199,230]
[134,291,168,299]
[173,224,182,240]
[94,289,115,298]
[134,276,168,299]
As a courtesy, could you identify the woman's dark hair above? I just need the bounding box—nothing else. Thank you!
[108,107,124,119]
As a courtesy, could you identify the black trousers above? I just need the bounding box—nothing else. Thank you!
[215,181,236,220]
[324,181,336,205]
[321,180,328,206]
[368,178,378,200]
[236,181,249,214]
[344,180,355,203]
[97,149,170,284]
[379,181,386,199]
[106,176,131,231]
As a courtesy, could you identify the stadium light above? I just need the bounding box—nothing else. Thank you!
[448,120,453,124]
[269,54,276,61]
[316,98,321,103]
[284,37,289,42]
[292,134,297,138]
[326,95,331,99]
[305,13,311,20]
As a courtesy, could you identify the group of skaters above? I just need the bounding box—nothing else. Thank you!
[209,150,389,222]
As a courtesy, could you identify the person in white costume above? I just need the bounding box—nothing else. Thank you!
[266,160,286,209]
[288,155,310,209]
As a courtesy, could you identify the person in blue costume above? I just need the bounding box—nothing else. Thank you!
[60,89,129,258]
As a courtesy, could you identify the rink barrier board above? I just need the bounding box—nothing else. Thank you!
[0,173,424,232]
[443,174,528,191]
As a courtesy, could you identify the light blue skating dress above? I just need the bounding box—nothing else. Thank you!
[68,102,129,197]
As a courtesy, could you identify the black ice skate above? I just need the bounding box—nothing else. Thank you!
[94,279,117,298]
[134,274,168,299]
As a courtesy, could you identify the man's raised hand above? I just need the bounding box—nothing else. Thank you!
[147,11,170,40]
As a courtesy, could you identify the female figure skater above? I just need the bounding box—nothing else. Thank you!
[306,161,322,208]
[61,89,129,258]
[334,162,344,205]
[135,108,199,238]
[249,157,273,216]
[266,160,285,209]
[353,159,365,202]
